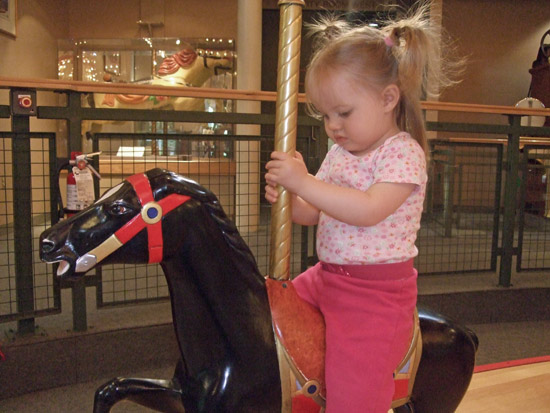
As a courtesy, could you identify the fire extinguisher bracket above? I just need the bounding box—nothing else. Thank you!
[61,151,102,217]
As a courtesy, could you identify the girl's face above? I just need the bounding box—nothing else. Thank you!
[311,72,400,157]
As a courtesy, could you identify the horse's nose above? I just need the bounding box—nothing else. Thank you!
[41,238,56,254]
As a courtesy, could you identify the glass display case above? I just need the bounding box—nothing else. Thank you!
[57,37,235,158]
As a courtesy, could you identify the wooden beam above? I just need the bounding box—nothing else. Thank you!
[1,76,550,117]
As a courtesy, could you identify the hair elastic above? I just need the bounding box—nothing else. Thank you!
[384,36,395,48]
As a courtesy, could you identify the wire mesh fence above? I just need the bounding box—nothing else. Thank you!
[0,135,15,319]
[2,128,550,321]
[518,144,550,271]
[417,140,503,274]
[91,130,320,306]
[29,136,59,313]
[0,133,60,322]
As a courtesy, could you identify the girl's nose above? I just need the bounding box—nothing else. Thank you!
[325,117,340,132]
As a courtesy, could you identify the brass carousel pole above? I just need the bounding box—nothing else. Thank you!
[270,0,305,281]
[270,1,305,411]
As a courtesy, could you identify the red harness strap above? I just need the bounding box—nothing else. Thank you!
[116,173,190,263]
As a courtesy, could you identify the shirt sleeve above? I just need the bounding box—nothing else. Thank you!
[373,135,427,186]
[315,144,336,182]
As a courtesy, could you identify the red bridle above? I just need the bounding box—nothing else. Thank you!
[73,173,191,273]
[115,173,191,263]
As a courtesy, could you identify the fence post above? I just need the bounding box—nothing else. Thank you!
[11,92,35,335]
[66,90,88,331]
[499,114,522,287]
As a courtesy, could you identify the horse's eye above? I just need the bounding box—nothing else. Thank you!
[108,204,128,215]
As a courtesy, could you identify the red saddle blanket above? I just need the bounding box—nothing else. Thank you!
[266,277,416,410]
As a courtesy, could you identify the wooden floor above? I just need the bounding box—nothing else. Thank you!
[456,360,550,412]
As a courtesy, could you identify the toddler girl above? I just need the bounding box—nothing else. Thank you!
[265,3,460,412]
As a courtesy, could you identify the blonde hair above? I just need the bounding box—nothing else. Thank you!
[304,2,462,153]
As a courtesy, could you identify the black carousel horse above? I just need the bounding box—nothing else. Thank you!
[40,168,478,413]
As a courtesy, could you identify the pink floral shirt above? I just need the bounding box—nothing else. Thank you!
[315,132,427,265]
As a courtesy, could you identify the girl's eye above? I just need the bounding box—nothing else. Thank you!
[339,110,352,118]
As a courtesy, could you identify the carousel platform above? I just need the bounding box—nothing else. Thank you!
[2,358,550,413]
[1,321,549,412]
[457,357,550,412]
[1,270,550,412]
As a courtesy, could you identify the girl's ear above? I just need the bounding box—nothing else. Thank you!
[381,84,400,112]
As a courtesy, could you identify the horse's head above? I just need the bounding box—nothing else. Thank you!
[39,169,212,280]
[202,54,233,77]
[157,48,232,87]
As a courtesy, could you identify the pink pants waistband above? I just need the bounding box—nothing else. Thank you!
[320,259,414,281]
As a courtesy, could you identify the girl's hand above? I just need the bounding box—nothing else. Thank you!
[264,150,321,225]
[264,182,279,204]
[265,151,308,194]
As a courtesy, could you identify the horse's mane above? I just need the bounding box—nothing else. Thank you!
[204,195,263,276]
[150,169,262,276]
[157,49,198,76]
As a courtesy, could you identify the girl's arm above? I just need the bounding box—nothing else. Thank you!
[265,151,415,227]
[265,179,320,226]
[292,175,414,226]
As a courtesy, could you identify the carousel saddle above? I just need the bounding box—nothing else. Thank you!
[265,277,422,409]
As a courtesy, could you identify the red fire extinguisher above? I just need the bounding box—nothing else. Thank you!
[56,151,101,219]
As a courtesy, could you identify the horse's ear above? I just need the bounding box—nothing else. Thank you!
[146,168,168,179]
[144,168,172,197]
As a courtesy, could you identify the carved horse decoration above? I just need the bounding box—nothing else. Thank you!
[40,169,477,413]
[90,48,232,112]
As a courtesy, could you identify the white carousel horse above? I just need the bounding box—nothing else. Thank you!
[89,48,232,112]
[82,48,232,137]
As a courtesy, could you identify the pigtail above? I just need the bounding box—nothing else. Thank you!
[304,16,353,119]
[383,2,463,152]
[304,1,463,153]
[306,15,351,52]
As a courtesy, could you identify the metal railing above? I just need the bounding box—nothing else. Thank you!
[0,83,326,333]
[419,140,503,274]
[1,78,550,334]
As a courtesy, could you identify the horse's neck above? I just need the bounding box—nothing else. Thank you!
[161,236,281,409]
[162,232,274,359]
[166,242,268,317]
[168,64,213,88]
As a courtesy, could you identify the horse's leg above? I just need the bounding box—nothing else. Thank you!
[93,377,185,413]
[393,402,415,412]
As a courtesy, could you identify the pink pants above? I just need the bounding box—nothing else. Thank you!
[292,260,417,413]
